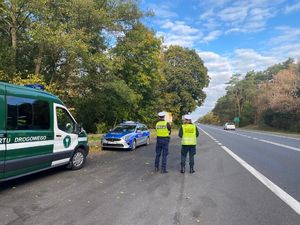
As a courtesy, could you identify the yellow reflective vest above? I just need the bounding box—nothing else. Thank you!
[156,121,170,137]
[182,124,197,145]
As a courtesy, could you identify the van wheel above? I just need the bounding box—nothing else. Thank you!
[68,148,86,170]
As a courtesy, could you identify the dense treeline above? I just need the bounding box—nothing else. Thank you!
[0,0,209,132]
[200,59,300,132]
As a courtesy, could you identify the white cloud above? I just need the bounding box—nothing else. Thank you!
[232,49,278,74]
[154,8,177,18]
[203,30,222,42]
[198,0,231,10]
[198,51,232,86]
[271,43,300,60]
[199,10,214,20]
[145,0,300,120]
[164,21,199,34]
[198,0,281,34]
[225,27,245,34]
[193,47,283,119]
[192,51,233,120]
[157,20,203,47]
[268,26,300,61]
[269,26,300,45]
[285,1,300,14]
[202,18,220,30]
[218,5,249,23]
[147,2,177,18]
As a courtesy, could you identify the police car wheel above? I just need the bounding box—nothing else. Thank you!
[131,140,136,150]
[146,137,150,145]
[69,148,86,170]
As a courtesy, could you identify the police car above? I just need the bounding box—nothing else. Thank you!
[101,121,150,150]
[0,82,89,182]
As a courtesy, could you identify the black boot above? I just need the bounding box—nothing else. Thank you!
[154,167,159,172]
[161,169,168,173]
[190,166,195,173]
[180,166,185,173]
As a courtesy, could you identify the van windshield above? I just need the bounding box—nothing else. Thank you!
[113,125,136,133]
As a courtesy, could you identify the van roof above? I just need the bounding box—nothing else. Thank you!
[0,81,64,105]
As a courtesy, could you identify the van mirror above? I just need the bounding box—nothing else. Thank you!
[75,123,83,134]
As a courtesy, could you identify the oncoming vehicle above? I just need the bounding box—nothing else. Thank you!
[224,122,236,130]
[0,82,89,182]
[101,121,150,150]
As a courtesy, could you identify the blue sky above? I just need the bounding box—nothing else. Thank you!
[139,0,300,120]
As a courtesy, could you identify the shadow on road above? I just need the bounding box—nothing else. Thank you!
[0,166,66,192]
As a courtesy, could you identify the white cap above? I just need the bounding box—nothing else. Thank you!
[158,111,166,117]
[184,114,192,120]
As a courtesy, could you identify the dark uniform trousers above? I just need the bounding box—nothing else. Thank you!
[181,146,196,167]
[155,138,169,170]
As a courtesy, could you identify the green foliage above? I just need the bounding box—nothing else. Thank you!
[163,46,209,122]
[212,60,300,132]
[198,112,221,125]
[0,72,61,94]
[113,23,165,126]
[96,122,108,134]
[0,1,210,132]
[262,110,300,132]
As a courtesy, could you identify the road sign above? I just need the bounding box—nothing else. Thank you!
[234,117,240,123]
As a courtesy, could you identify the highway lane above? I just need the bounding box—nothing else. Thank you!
[199,124,300,203]
[0,130,300,225]
[208,125,300,149]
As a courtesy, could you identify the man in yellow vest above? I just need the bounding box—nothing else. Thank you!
[155,111,171,173]
[178,114,199,173]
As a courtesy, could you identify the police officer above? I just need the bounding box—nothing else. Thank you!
[155,111,171,173]
[178,115,199,173]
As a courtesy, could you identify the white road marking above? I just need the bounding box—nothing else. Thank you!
[200,127,300,215]
[260,139,300,152]
[203,124,300,141]
[222,145,300,215]
[201,125,300,153]
[239,129,300,141]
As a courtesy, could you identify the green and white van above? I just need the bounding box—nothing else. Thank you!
[0,82,89,181]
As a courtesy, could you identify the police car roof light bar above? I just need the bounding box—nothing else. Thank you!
[24,84,45,90]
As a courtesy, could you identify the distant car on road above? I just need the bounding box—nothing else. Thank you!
[224,122,236,130]
[101,121,150,150]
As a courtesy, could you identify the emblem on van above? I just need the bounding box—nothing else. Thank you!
[63,135,71,148]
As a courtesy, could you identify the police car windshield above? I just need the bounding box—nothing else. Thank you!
[113,125,136,133]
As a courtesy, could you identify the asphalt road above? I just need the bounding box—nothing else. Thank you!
[0,126,300,225]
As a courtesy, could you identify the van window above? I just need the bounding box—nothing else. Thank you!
[7,96,50,130]
[56,107,76,133]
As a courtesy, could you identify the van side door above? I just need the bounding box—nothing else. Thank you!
[0,85,5,179]
[4,93,53,179]
[53,104,78,166]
